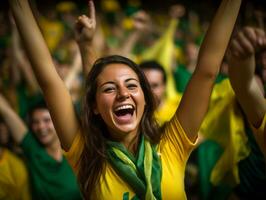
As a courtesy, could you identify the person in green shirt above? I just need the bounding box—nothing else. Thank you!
[0,94,82,200]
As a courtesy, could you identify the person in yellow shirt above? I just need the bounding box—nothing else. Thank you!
[139,60,181,125]
[0,119,31,200]
[0,148,32,200]
[37,3,65,52]
[10,0,242,199]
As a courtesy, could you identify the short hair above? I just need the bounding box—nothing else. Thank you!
[27,99,49,127]
[139,60,167,84]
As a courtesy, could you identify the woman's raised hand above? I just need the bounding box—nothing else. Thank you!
[75,0,96,44]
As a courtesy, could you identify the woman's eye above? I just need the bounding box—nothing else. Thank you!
[127,84,137,90]
[104,87,115,93]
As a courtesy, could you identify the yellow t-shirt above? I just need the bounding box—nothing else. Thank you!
[251,113,266,160]
[155,96,181,126]
[66,114,196,200]
[0,148,31,200]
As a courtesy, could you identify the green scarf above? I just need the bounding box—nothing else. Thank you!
[106,135,162,200]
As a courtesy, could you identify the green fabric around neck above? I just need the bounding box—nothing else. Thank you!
[106,135,162,200]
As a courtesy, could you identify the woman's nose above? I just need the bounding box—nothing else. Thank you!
[117,87,130,100]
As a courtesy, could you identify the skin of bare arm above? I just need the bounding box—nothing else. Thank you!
[74,0,97,77]
[9,0,80,150]
[11,20,40,94]
[112,10,151,57]
[228,27,266,128]
[176,0,242,142]
[0,93,27,143]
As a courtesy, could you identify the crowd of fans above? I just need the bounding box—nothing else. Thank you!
[0,0,265,199]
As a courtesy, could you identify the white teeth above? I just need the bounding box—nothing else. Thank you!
[115,105,133,111]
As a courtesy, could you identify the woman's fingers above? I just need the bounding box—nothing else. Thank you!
[88,0,96,23]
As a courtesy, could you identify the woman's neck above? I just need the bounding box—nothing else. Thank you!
[122,132,140,155]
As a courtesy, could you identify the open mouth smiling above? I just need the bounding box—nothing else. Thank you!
[114,104,135,117]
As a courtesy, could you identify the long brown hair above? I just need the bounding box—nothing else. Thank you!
[78,55,161,199]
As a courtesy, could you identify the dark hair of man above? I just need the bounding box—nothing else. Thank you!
[139,60,167,84]
[27,99,49,130]
[78,55,161,199]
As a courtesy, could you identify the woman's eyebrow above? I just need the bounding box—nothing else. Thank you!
[99,81,115,88]
[125,78,139,83]
[100,78,139,87]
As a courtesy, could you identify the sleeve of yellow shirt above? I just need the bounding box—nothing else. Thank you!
[0,149,31,200]
[65,131,84,174]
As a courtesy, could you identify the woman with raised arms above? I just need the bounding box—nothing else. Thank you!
[9,0,242,199]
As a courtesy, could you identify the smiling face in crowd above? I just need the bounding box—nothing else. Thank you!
[94,63,146,142]
[31,109,58,147]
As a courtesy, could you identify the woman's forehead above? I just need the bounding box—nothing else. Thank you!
[97,63,139,83]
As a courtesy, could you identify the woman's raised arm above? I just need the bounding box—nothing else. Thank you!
[176,0,242,141]
[74,0,97,77]
[9,0,80,150]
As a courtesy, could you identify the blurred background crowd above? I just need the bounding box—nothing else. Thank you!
[0,0,265,199]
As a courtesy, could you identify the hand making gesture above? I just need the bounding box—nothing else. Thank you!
[75,0,98,76]
[74,0,96,44]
